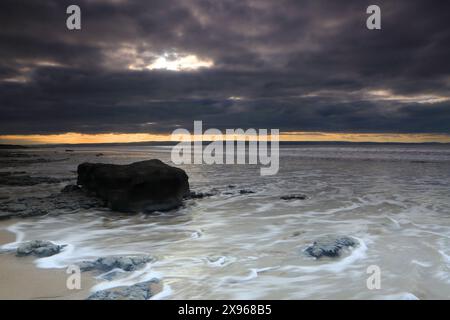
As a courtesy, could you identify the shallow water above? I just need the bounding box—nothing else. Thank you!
[1,144,450,299]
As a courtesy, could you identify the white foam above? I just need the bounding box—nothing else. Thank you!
[438,250,450,265]
[220,266,276,284]
[386,216,401,229]
[91,263,161,292]
[35,243,75,269]
[411,260,432,268]
[206,256,236,267]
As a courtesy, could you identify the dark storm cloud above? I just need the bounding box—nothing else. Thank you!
[0,0,449,135]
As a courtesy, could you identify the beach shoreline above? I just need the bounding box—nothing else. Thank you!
[0,219,96,300]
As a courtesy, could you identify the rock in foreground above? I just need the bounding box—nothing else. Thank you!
[77,159,190,213]
[16,240,65,257]
[87,280,159,300]
[79,256,153,272]
[305,236,358,258]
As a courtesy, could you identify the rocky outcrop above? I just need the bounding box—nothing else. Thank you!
[0,171,72,186]
[0,151,68,168]
[0,185,103,220]
[79,256,153,272]
[16,240,65,257]
[305,236,358,258]
[87,280,159,300]
[77,159,190,213]
[0,159,190,218]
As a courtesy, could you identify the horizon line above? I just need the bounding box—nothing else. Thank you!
[1,131,450,145]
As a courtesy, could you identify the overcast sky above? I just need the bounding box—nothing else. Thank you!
[1,0,449,138]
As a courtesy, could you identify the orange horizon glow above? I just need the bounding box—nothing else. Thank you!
[0,132,450,145]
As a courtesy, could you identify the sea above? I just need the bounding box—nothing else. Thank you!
[1,143,449,299]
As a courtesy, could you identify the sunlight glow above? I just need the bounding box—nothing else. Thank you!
[366,89,450,104]
[145,53,214,71]
[1,132,449,145]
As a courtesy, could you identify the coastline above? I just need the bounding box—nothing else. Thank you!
[0,219,97,300]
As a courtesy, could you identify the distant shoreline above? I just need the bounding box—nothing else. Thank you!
[0,144,28,149]
[1,141,450,149]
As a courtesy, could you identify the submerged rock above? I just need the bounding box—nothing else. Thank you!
[87,279,159,300]
[185,191,216,199]
[16,240,65,257]
[305,236,358,258]
[7,203,27,212]
[79,255,153,272]
[281,194,308,200]
[77,159,190,213]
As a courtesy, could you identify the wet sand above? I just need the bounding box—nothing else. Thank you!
[0,219,97,300]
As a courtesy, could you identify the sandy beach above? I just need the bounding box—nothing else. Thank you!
[0,219,96,300]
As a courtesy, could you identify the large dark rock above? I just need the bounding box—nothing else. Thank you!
[77,159,190,213]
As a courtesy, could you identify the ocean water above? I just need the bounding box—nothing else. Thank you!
[1,144,450,299]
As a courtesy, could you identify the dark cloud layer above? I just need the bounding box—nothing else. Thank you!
[0,0,449,135]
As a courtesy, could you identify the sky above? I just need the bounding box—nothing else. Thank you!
[0,0,450,144]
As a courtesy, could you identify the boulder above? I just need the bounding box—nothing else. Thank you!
[16,240,65,257]
[79,255,152,272]
[305,236,358,258]
[77,159,189,213]
[87,280,158,300]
